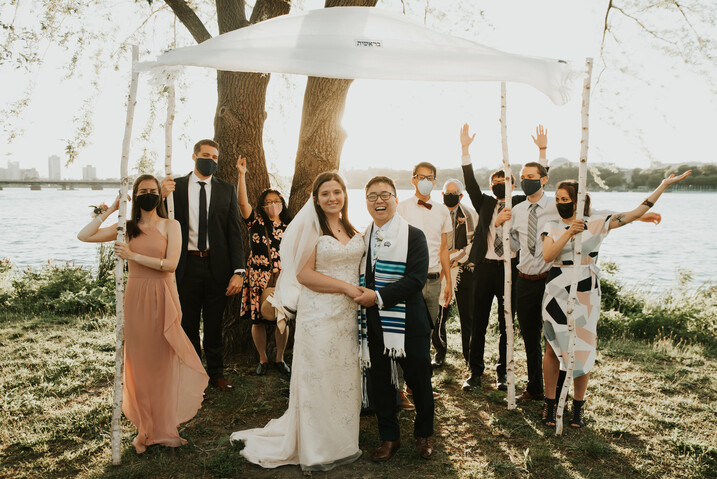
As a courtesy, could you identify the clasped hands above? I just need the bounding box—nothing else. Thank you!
[351,286,378,307]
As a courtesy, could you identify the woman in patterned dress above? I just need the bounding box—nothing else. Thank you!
[540,171,691,428]
[237,156,293,376]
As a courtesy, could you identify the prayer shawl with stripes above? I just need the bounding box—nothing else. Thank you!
[358,215,410,402]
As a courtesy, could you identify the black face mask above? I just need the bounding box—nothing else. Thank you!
[557,202,575,219]
[196,157,218,177]
[443,193,460,208]
[521,178,542,196]
[491,183,506,199]
[136,193,160,212]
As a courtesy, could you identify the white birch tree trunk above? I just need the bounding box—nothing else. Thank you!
[164,77,176,219]
[499,82,516,409]
[556,57,593,435]
[112,45,140,465]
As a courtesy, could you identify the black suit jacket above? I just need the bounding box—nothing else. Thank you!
[462,164,526,264]
[171,173,244,285]
[365,224,431,345]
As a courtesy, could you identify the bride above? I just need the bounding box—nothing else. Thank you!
[231,171,365,471]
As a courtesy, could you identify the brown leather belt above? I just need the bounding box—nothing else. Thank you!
[188,250,210,258]
[427,272,440,280]
[517,271,548,281]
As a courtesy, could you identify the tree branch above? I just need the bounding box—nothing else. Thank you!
[164,0,211,43]
[216,0,248,34]
[250,0,292,25]
[610,4,681,51]
[671,1,703,46]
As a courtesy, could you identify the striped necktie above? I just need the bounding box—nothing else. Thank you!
[527,203,538,256]
[494,201,505,256]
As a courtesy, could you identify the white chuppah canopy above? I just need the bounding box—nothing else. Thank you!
[138,7,578,105]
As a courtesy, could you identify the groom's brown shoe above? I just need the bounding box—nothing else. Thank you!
[415,436,433,459]
[371,440,401,462]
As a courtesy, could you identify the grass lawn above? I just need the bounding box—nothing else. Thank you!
[0,311,715,478]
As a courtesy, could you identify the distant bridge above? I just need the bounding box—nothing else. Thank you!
[0,179,122,190]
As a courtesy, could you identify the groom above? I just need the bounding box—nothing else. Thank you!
[355,176,435,461]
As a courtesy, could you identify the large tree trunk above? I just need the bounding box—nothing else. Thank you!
[212,1,291,362]
[288,76,354,213]
[287,0,378,214]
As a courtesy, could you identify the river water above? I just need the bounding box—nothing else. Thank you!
[0,187,714,292]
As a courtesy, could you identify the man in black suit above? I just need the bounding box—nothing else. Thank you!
[354,176,434,462]
[458,124,539,391]
[161,139,245,391]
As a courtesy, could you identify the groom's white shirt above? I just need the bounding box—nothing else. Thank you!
[367,215,398,309]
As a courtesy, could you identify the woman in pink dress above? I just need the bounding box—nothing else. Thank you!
[78,174,208,453]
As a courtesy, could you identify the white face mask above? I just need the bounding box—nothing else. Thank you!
[264,203,283,219]
[417,179,433,196]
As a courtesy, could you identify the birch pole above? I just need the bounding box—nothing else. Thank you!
[499,82,516,409]
[111,45,140,465]
[555,57,593,435]
[164,76,176,219]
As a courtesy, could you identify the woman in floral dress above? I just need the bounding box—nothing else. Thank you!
[237,156,293,376]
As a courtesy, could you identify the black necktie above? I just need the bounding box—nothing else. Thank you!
[198,181,207,252]
[494,201,505,256]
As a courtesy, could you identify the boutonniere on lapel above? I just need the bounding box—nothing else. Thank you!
[457,217,466,225]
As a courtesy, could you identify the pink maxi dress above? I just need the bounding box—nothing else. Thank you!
[123,226,209,453]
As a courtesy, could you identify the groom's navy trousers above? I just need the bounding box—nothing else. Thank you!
[366,225,434,441]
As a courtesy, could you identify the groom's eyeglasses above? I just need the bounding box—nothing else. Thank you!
[366,192,396,202]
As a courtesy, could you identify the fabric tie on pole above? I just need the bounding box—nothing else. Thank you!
[137,7,579,105]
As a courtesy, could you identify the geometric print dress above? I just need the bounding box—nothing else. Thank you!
[541,215,611,378]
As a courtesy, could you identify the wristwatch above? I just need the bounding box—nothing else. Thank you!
[234,269,246,277]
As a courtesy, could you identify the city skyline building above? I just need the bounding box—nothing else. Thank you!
[48,155,61,180]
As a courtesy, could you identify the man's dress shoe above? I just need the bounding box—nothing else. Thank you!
[209,377,233,391]
[415,436,433,459]
[398,390,415,411]
[371,440,401,462]
[516,390,544,402]
[496,374,508,391]
[461,376,481,391]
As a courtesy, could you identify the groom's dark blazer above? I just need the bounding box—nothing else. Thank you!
[172,172,244,285]
[170,172,244,379]
[365,221,434,441]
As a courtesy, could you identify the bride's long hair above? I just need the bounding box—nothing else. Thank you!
[312,171,358,239]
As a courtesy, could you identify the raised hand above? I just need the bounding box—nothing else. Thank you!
[531,124,548,150]
[661,170,691,188]
[236,156,247,176]
[460,123,476,148]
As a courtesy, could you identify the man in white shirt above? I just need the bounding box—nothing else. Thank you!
[162,139,245,391]
[435,179,477,368]
[397,162,453,369]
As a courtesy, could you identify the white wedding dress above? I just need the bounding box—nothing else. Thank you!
[231,234,365,471]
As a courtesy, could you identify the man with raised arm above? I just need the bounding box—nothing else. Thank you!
[458,124,546,391]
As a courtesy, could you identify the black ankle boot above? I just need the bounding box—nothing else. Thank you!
[570,399,585,428]
[541,398,556,426]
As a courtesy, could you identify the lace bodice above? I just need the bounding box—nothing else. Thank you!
[314,235,365,285]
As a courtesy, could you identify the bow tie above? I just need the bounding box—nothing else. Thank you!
[417,199,432,210]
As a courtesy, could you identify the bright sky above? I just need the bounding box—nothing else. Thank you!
[2,0,715,180]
